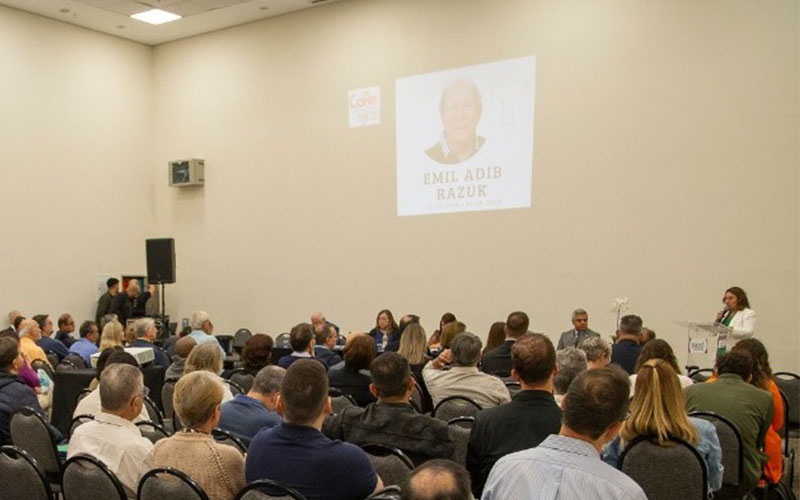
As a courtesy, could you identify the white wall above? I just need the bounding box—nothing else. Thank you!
[0,0,797,372]
[151,0,799,371]
[0,5,154,322]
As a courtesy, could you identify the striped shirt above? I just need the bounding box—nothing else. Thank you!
[482,434,646,500]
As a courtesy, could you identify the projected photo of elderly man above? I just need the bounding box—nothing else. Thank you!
[425,78,486,165]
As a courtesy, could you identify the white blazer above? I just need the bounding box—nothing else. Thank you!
[727,308,756,338]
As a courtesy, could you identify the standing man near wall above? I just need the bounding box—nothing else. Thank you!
[96,278,119,327]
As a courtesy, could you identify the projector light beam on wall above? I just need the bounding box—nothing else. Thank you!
[131,9,182,25]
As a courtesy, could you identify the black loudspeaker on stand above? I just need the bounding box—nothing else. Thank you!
[146,238,176,339]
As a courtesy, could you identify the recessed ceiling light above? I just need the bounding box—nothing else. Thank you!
[130,9,181,25]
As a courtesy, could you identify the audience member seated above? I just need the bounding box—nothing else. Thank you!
[74,350,150,422]
[684,351,774,495]
[554,347,587,406]
[603,359,723,493]
[405,459,472,500]
[438,321,467,351]
[557,308,600,349]
[716,339,784,486]
[639,327,656,345]
[33,314,68,361]
[246,360,383,500]
[185,343,233,402]
[423,332,510,408]
[467,333,562,497]
[327,333,377,406]
[68,364,154,497]
[369,309,400,352]
[188,310,226,360]
[98,314,117,333]
[146,371,245,500]
[482,321,506,356]
[0,337,47,445]
[165,336,196,380]
[427,312,456,348]
[0,310,21,338]
[580,336,611,370]
[238,334,274,376]
[89,346,124,390]
[17,318,51,368]
[313,324,342,368]
[482,367,646,500]
[629,339,693,397]
[397,323,432,411]
[278,323,325,369]
[69,320,99,366]
[55,313,76,348]
[610,314,643,374]
[323,352,454,465]
[128,318,170,367]
[99,319,124,351]
[480,311,529,377]
[219,365,285,446]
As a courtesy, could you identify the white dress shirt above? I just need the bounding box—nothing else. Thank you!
[73,388,149,422]
[67,412,154,497]
[422,364,511,409]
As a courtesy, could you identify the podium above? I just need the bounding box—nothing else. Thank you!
[684,321,754,369]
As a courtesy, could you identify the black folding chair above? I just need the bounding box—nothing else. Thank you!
[432,395,482,421]
[64,353,87,369]
[143,395,164,426]
[224,379,244,397]
[212,428,248,454]
[69,414,95,438]
[690,411,744,499]
[329,387,358,414]
[619,434,707,500]
[62,454,127,500]
[234,479,307,500]
[232,329,252,355]
[687,368,714,384]
[161,378,178,420]
[75,387,93,407]
[10,406,63,492]
[274,333,291,349]
[360,443,414,488]
[136,421,171,443]
[137,467,210,500]
[0,445,53,500]
[447,419,472,466]
[31,358,54,382]
[229,369,255,394]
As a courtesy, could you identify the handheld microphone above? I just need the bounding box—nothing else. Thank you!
[718,305,731,323]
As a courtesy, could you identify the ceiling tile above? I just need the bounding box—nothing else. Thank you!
[103,1,151,15]
[74,0,120,7]
[162,0,209,17]
[191,0,250,9]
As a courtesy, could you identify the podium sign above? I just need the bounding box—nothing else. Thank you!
[685,322,730,369]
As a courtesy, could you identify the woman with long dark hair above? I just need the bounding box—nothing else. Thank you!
[368,309,399,353]
[715,286,756,337]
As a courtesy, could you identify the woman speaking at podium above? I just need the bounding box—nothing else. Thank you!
[715,286,756,339]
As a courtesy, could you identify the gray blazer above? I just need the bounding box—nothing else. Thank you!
[557,328,600,350]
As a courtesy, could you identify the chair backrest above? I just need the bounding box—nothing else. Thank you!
[212,428,248,455]
[329,388,357,414]
[409,379,424,414]
[447,423,471,467]
[65,353,87,369]
[9,407,61,478]
[229,370,255,394]
[161,379,178,419]
[687,368,713,383]
[432,396,482,421]
[44,353,59,372]
[689,411,743,494]
[774,372,800,429]
[234,479,307,500]
[62,454,127,500]
[0,445,53,500]
[447,416,475,429]
[57,357,78,371]
[224,379,244,397]
[360,443,414,488]
[31,358,54,382]
[618,435,707,500]
[137,467,210,500]
[232,329,252,352]
[69,414,95,438]
[136,421,171,443]
[143,395,164,426]
[275,333,291,349]
[504,381,521,397]
[365,485,402,500]
[75,387,93,406]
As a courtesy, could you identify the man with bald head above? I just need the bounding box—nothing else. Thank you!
[165,335,196,379]
[109,280,153,327]
[404,459,472,500]
[425,78,486,165]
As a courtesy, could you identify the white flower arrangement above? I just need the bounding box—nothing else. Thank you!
[610,297,629,329]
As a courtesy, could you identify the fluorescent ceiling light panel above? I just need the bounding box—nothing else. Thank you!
[130,9,182,25]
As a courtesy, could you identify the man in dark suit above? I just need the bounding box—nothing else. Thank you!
[480,311,529,377]
[127,318,170,367]
[0,310,21,339]
[109,280,152,327]
[609,315,642,375]
[313,324,342,369]
[467,333,562,497]
[557,308,601,350]
[95,278,119,326]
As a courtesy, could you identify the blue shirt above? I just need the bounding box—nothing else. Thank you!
[246,422,377,500]
[37,336,69,361]
[602,416,724,492]
[128,339,170,367]
[188,330,226,360]
[69,338,99,366]
[482,434,647,500]
[219,394,281,447]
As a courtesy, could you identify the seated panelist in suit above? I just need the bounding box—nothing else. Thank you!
[480,311,529,377]
[557,308,600,350]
